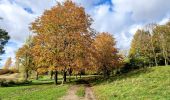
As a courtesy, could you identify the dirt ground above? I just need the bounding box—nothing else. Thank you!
[60,85,96,100]
[0,73,19,81]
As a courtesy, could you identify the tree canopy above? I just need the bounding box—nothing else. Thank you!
[0,28,10,55]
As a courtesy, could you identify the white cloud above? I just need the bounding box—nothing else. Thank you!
[0,0,36,41]
[112,0,170,22]
[159,17,170,25]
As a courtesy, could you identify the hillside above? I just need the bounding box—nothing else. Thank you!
[93,66,170,100]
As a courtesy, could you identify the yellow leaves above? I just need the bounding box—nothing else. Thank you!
[92,32,121,71]
[28,0,95,72]
[17,0,122,76]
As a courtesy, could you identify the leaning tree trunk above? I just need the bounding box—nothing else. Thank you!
[54,70,58,85]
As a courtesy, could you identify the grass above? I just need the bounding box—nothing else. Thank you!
[76,85,85,97]
[2,66,169,100]
[0,73,97,100]
[0,78,68,100]
[93,66,170,100]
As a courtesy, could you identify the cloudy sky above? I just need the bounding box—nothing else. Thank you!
[0,0,170,67]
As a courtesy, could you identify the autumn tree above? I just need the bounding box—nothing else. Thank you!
[16,37,34,81]
[3,57,12,69]
[30,1,95,84]
[92,32,121,79]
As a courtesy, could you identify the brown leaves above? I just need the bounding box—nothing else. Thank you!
[92,32,121,72]
[29,1,95,72]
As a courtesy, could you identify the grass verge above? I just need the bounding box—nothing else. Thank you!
[0,80,68,100]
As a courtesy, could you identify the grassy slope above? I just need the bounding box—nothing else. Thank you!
[0,80,68,100]
[93,66,170,100]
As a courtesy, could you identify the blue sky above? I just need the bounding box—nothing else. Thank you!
[0,0,170,67]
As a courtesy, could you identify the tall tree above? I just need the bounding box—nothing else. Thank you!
[16,37,34,81]
[30,1,95,84]
[129,29,158,67]
[92,32,120,79]
[129,22,170,67]
[144,24,158,66]
[153,23,170,65]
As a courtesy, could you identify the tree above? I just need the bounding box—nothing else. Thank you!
[129,29,159,67]
[3,57,12,69]
[153,23,170,65]
[92,32,121,79]
[144,24,158,66]
[0,28,10,57]
[16,37,34,81]
[30,1,95,84]
[129,22,170,67]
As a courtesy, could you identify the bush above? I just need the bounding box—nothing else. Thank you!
[120,57,150,73]
[0,79,31,87]
[0,79,14,87]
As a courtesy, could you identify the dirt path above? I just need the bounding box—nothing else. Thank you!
[84,85,96,100]
[0,73,19,80]
[60,85,80,100]
[60,84,96,100]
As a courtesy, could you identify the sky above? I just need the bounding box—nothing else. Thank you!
[0,0,170,67]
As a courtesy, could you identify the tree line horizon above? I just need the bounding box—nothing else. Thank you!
[0,0,169,84]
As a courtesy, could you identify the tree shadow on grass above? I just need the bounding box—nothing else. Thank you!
[1,79,64,87]
[83,68,153,86]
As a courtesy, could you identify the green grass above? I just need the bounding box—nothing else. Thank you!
[0,80,68,100]
[76,85,85,97]
[93,66,170,100]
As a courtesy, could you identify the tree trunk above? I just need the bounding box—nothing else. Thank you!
[76,74,78,79]
[69,68,72,82]
[150,34,158,66]
[103,65,109,79]
[54,70,58,85]
[79,73,81,79]
[50,71,53,80]
[103,69,107,79]
[160,34,168,66]
[63,71,67,82]
[36,71,39,80]
[163,50,168,66]
[25,70,29,81]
